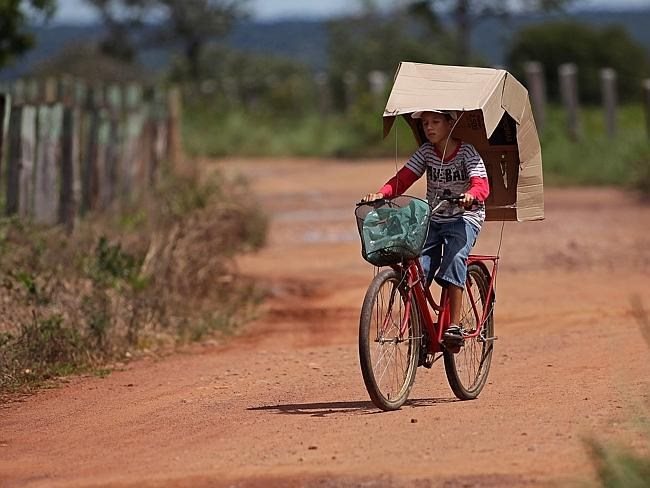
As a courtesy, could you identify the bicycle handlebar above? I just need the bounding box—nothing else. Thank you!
[439,192,464,203]
[356,191,477,207]
[356,198,385,206]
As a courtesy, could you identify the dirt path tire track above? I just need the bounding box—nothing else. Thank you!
[1,158,650,487]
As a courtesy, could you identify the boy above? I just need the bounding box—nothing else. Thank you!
[361,110,490,345]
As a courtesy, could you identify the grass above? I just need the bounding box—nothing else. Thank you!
[540,105,649,187]
[183,98,650,192]
[182,94,419,159]
[586,296,650,487]
[588,440,650,487]
[0,165,268,395]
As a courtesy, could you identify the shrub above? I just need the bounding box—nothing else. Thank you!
[628,145,650,197]
[0,167,267,395]
[586,297,650,487]
[507,21,650,104]
[588,440,650,488]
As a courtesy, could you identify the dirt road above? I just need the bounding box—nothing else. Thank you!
[2,158,650,487]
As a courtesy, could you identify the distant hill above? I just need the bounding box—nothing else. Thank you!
[0,24,104,80]
[472,8,650,66]
[230,19,328,71]
[1,8,649,80]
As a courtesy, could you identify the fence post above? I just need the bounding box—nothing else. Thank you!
[25,78,40,104]
[600,68,617,139]
[524,61,546,132]
[141,85,158,190]
[314,72,331,115]
[7,105,37,217]
[82,84,104,213]
[6,106,23,215]
[60,78,82,232]
[104,83,123,207]
[167,86,182,171]
[643,79,650,142]
[0,93,9,181]
[122,83,144,201]
[558,63,581,141]
[149,85,167,187]
[343,71,357,110]
[368,70,388,98]
[11,79,25,105]
[34,103,64,224]
[44,77,58,104]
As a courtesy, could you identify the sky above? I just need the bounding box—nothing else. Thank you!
[52,0,650,24]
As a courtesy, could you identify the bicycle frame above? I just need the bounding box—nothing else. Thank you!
[391,254,499,354]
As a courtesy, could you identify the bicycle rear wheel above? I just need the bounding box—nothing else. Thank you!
[359,268,421,411]
[444,263,495,400]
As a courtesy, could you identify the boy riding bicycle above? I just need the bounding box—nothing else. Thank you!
[362,110,490,346]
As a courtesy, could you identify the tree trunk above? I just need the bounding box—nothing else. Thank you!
[186,38,202,80]
[455,0,470,65]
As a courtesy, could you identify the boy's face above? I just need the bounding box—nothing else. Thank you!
[421,112,453,145]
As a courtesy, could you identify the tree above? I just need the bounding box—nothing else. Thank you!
[327,6,454,111]
[176,45,317,116]
[0,0,56,69]
[86,0,249,79]
[31,43,149,83]
[407,0,575,65]
[86,0,153,62]
[507,21,650,103]
[155,0,249,80]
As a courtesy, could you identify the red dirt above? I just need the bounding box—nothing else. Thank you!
[1,157,650,487]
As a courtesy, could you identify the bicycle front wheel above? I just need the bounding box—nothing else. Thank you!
[359,268,421,411]
[444,263,495,400]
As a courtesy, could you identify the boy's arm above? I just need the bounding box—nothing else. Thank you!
[465,176,490,201]
[378,166,420,198]
[464,144,490,202]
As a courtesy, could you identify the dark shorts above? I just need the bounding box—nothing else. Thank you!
[419,218,480,288]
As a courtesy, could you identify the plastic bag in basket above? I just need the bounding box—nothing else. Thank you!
[362,199,429,265]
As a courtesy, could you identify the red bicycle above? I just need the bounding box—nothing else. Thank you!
[355,194,498,411]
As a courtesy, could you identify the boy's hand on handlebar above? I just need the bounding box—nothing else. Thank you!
[459,193,475,208]
[361,192,384,203]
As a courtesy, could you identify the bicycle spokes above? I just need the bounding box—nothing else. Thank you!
[360,270,420,410]
[444,264,494,400]
[372,281,411,394]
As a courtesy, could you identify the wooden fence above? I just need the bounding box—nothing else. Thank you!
[0,78,181,231]
[524,62,650,141]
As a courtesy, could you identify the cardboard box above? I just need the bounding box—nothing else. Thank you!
[383,62,544,221]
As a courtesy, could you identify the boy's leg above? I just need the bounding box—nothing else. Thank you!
[433,219,480,336]
[419,221,443,285]
[448,284,464,326]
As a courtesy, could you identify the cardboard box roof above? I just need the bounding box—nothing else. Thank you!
[383,62,544,222]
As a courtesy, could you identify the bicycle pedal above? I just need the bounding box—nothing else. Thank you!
[442,334,464,352]
[421,353,435,369]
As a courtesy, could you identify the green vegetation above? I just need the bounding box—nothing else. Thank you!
[183,96,418,159]
[0,0,56,69]
[508,22,650,104]
[183,88,419,159]
[0,168,267,394]
[588,439,650,488]
[184,96,650,190]
[540,105,649,186]
[587,298,650,488]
